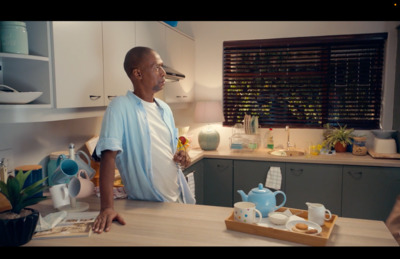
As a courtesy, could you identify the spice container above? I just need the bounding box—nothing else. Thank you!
[352,136,367,156]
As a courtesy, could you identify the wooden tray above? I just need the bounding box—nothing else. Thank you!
[225,207,337,246]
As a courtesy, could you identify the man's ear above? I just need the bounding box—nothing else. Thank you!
[133,69,142,79]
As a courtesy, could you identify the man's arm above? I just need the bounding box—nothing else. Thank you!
[92,150,125,233]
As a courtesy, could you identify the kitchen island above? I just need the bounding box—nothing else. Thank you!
[26,195,398,246]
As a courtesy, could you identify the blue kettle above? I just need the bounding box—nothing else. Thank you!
[237,183,286,217]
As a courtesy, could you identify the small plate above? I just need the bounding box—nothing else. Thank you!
[286,220,322,235]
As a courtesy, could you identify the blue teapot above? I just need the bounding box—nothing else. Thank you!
[237,183,286,217]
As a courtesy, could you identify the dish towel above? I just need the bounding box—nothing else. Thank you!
[186,172,196,198]
[265,166,282,190]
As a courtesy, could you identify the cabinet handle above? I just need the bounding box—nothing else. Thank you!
[107,95,117,100]
[216,164,229,170]
[347,171,362,179]
[289,168,303,176]
[89,95,101,100]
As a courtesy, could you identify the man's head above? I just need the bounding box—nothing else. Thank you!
[123,46,166,94]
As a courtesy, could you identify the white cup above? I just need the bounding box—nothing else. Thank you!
[307,202,332,226]
[49,183,70,209]
[234,202,262,224]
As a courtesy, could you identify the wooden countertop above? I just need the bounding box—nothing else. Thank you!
[26,196,398,246]
[189,148,400,168]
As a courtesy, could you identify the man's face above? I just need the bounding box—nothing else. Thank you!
[140,51,166,93]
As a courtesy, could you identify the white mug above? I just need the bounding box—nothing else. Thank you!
[234,202,262,224]
[307,202,332,226]
[49,183,70,209]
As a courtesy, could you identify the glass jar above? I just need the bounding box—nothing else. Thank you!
[352,136,367,156]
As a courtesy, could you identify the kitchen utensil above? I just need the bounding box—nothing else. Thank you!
[75,150,96,179]
[234,201,262,224]
[286,219,322,235]
[14,165,43,198]
[373,138,397,154]
[371,130,397,139]
[0,84,42,104]
[51,154,79,185]
[49,184,70,209]
[268,211,289,225]
[68,170,94,199]
[0,21,29,54]
[306,202,332,226]
[237,183,286,217]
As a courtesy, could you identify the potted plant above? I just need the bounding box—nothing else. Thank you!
[323,124,354,152]
[0,170,47,246]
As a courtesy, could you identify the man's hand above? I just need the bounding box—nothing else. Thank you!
[92,207,126,234]
[173,150,191,168]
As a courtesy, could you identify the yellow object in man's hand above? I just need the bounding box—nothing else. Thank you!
[177,136,190,151]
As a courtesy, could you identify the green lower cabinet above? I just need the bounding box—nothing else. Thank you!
[285,163,342,215]
[233,160,286,205]
[342,165,400,221]
[203,159,233,207]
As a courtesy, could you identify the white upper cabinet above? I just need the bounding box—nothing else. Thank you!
[164,27,195,103]
[136,22,168,65]
[136,22,195,104]
[52,22,105,108]
[103,22,136,105]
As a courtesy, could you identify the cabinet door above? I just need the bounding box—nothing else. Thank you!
[163,28,194,103]
[233,160,286,204]
[342,166,400,221]
[285,163,342,215]
[203,159,233,207]
[52,22,104,108]
[183,160,204,205]
[135,22,166,61]
[103,22,136,105]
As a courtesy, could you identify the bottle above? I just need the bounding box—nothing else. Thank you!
[266,128,274,149]
[69,143,75,161]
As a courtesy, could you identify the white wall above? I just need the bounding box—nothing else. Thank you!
[1,21,399,171]
[178,21,400,150]
[0,117,102,173]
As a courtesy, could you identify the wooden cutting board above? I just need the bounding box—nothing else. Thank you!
[368,150,400,159]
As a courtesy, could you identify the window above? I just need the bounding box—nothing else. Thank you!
[223,33,387,129]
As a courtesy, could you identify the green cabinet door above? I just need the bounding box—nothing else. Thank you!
[203,159,233,207]
[342,165,400,221]
[285,163,342,215]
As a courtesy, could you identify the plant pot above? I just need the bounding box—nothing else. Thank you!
[0,208,39,246]
[334,142,347,152]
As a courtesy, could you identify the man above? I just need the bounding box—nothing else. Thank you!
[92,47,195,234]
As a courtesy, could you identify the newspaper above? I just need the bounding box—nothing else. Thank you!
[33,211,98,239]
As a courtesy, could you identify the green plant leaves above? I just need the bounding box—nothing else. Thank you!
[0,170,48,214]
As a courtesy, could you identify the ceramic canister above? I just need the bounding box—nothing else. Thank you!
[0,21,29,54]
[14,165,43,198]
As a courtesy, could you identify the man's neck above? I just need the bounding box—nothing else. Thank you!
[133,90,154,102]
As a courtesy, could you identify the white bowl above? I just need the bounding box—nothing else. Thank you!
[268,212,289,225]
[0,91,43,104]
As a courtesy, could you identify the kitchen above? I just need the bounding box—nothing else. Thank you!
[1,21,400,246]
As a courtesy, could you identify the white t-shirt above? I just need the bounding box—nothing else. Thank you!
[142,99,180,202]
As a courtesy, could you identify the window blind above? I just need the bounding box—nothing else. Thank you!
[223,33,387,129]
